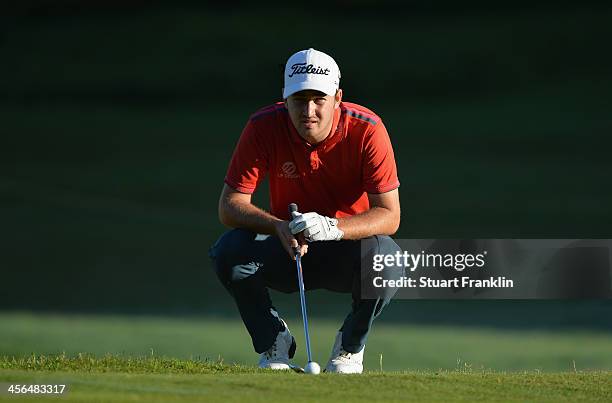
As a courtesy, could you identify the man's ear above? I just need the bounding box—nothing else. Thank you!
[334,89,343,108]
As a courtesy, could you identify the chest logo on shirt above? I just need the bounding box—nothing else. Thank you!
[278,161,300,179]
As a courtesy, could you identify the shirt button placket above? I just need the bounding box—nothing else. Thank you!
[309,150,320,171]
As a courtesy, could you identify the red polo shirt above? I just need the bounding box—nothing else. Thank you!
[225,101,400,220]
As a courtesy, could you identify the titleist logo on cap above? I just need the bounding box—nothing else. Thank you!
[288,63,330,78]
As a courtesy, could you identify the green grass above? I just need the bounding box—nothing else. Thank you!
[1,355,611,402]
[0,354,251,374]
[1,312,611,401]
[2,312,612,372]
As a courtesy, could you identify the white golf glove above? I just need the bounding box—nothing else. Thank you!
[289,212,344,242]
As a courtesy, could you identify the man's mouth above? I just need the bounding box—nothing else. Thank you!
[301,120,317,127]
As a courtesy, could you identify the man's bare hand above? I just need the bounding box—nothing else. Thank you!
[274,221,308,260]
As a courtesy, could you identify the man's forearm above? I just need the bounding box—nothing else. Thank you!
[336,206,400,240]
[219,198,282,234]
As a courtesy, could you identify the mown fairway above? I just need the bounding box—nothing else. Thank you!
[1,355,611,403]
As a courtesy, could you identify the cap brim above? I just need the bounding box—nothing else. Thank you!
[283,81,337,99]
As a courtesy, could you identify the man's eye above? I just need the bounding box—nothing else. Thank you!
[315,98,326,104]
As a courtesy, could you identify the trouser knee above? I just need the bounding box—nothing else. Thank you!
[361,235,401,256]
[209,229,260,288]
[360,235,404,301]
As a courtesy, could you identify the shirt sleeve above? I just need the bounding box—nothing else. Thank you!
[362,121,400,194]
[224,120,268,194]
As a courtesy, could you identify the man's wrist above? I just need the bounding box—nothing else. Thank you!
[328,217,344,241]
[270,218,288,233]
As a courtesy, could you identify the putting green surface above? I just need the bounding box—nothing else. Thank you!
[1,312,611,402]
[1,356,611,403]
[2,312,612,372]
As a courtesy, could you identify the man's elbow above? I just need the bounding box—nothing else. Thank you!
[219,211,231,228]
[388,219,400,235]
[387,209,401,235]
[218,199,235,228]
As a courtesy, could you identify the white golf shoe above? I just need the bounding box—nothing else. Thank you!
[324,331,364,374]
[258,318,296,370]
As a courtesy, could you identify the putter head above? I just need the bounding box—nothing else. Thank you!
[289,364,305,373]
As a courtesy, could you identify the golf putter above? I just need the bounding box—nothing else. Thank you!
[288,203,316,373]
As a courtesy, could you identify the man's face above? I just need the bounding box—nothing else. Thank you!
[285,89,342,144]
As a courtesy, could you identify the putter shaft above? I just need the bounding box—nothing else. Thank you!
[295,253,313,363]
[289,203,313,364]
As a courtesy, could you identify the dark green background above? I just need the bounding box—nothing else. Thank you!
[2,1,611,327]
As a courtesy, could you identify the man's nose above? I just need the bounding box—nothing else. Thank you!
[302,100,316,117]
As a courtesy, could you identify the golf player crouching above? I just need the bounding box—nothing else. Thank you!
[210,48,402,374]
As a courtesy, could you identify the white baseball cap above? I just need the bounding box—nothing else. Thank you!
[282,48,341,99]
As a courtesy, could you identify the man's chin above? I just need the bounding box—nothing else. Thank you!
[297,128,320,140]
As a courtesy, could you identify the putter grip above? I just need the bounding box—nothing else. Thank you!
[288,203,299,255]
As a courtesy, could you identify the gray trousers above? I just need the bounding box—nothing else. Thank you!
[209,229,402,354]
